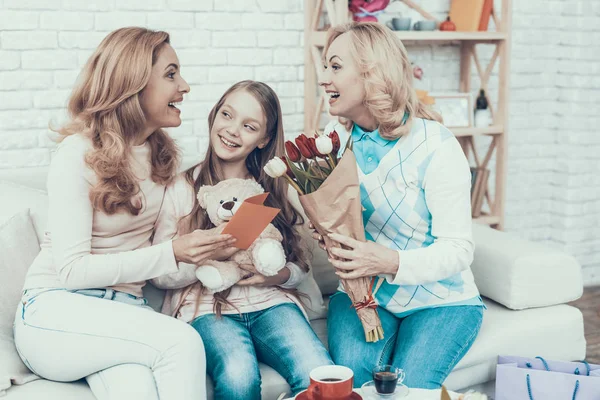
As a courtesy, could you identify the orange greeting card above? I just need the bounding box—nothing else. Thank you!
[221,193,280,250]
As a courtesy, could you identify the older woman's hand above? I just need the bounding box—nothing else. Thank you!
[326,233,399,279]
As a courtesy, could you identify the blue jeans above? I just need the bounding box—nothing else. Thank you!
[328,292,483,389]
[191,303,333,400]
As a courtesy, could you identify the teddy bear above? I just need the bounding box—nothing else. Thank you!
[194,178,287,294]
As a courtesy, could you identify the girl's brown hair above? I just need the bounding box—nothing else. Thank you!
[180,80,307,317]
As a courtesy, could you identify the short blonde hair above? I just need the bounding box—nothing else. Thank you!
[324,22,441,139]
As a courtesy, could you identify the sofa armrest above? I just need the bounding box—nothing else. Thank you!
[471,223,583,310]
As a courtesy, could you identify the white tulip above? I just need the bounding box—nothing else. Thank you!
[263,157,287,178]
[315,135,333,155]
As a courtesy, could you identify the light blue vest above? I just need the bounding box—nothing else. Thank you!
[328,118,482,317]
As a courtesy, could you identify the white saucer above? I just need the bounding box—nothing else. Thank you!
[361,380,409,399]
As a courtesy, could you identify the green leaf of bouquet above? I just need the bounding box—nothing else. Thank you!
[304,178,312,194]
[318,163,332,175]
[285,155,307,186]
[308,162,327,178]
[288,155,325,182]
[305,174,324,192]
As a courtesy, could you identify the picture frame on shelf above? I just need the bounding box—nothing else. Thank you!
[429,92,473,128]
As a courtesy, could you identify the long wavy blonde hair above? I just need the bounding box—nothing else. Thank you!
[178,81,308,317]
[56,27,179,215]
[324,22,442,139]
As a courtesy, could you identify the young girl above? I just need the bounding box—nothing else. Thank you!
[13,27,236,400]
[312,22,485,388]
[152,80,333,399]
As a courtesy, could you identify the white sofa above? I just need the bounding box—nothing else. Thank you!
[0,166,586,400]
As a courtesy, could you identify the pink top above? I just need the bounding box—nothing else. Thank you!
[152,169,308,323]
[23,134,179,297]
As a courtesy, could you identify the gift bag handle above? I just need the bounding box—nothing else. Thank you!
[574,360,591,376]
[526,374,579,400]
[524,357,584,400]
[526,357,591,376]
[525,356,550,371]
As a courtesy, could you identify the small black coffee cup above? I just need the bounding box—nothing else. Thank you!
[372,365,405,395]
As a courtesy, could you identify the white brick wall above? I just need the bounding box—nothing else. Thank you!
[0,0,599,285]
[507,0,600,286]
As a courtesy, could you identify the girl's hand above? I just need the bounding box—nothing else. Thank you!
[326,233,399,280]
[308,221,326,251]
[236,264,291,287]
[211,222,239,261]
[172,230,236,265]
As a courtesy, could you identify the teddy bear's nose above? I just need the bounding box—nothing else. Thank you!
[222,201,235,211]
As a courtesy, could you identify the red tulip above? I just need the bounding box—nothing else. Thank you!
[295,134,314,159]
[329,130,341,154]
[308,137,326,158]
[285,141,302,162]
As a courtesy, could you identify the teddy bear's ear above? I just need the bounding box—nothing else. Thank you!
[197,186,211,209]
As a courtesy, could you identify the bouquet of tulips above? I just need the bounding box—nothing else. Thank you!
[264,130,384,342]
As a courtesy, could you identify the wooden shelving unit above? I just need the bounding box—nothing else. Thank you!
[304,0,512,229]
[310,30,507,46]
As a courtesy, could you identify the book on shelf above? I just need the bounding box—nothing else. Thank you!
[479,0,494,31]
[449,0,485,31]
[449,0,494,32]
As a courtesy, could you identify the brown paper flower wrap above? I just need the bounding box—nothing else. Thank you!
[264,131,384,342]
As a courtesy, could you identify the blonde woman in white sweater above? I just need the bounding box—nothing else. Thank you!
[13,27,235,400]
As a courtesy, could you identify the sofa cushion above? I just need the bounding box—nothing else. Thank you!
[471,224,583,310]
[0,209,41,397]
[445,299,586,390]
[0,181,49,244]
[296,269,327,320]
[3,379,95,400]
[0,167,48,193]
[0,209,40,336]
[0,337,40,398]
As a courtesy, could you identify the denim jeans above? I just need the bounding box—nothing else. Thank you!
[14,288,206,400]
[191,303,333,400]
[327,292,484,389]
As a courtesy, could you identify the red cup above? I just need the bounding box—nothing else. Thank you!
[306,365,354,400]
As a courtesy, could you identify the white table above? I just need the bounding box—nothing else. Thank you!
[368,388,461,399]
[286,387,461,399]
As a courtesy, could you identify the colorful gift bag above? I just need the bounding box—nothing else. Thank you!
[496,355,600,399]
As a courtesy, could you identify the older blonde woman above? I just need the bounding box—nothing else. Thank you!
[13,27,236,400]
[313,22,485,389]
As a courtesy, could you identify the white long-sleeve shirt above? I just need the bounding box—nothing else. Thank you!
[23,134,178,297]
[388,131,475,286]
